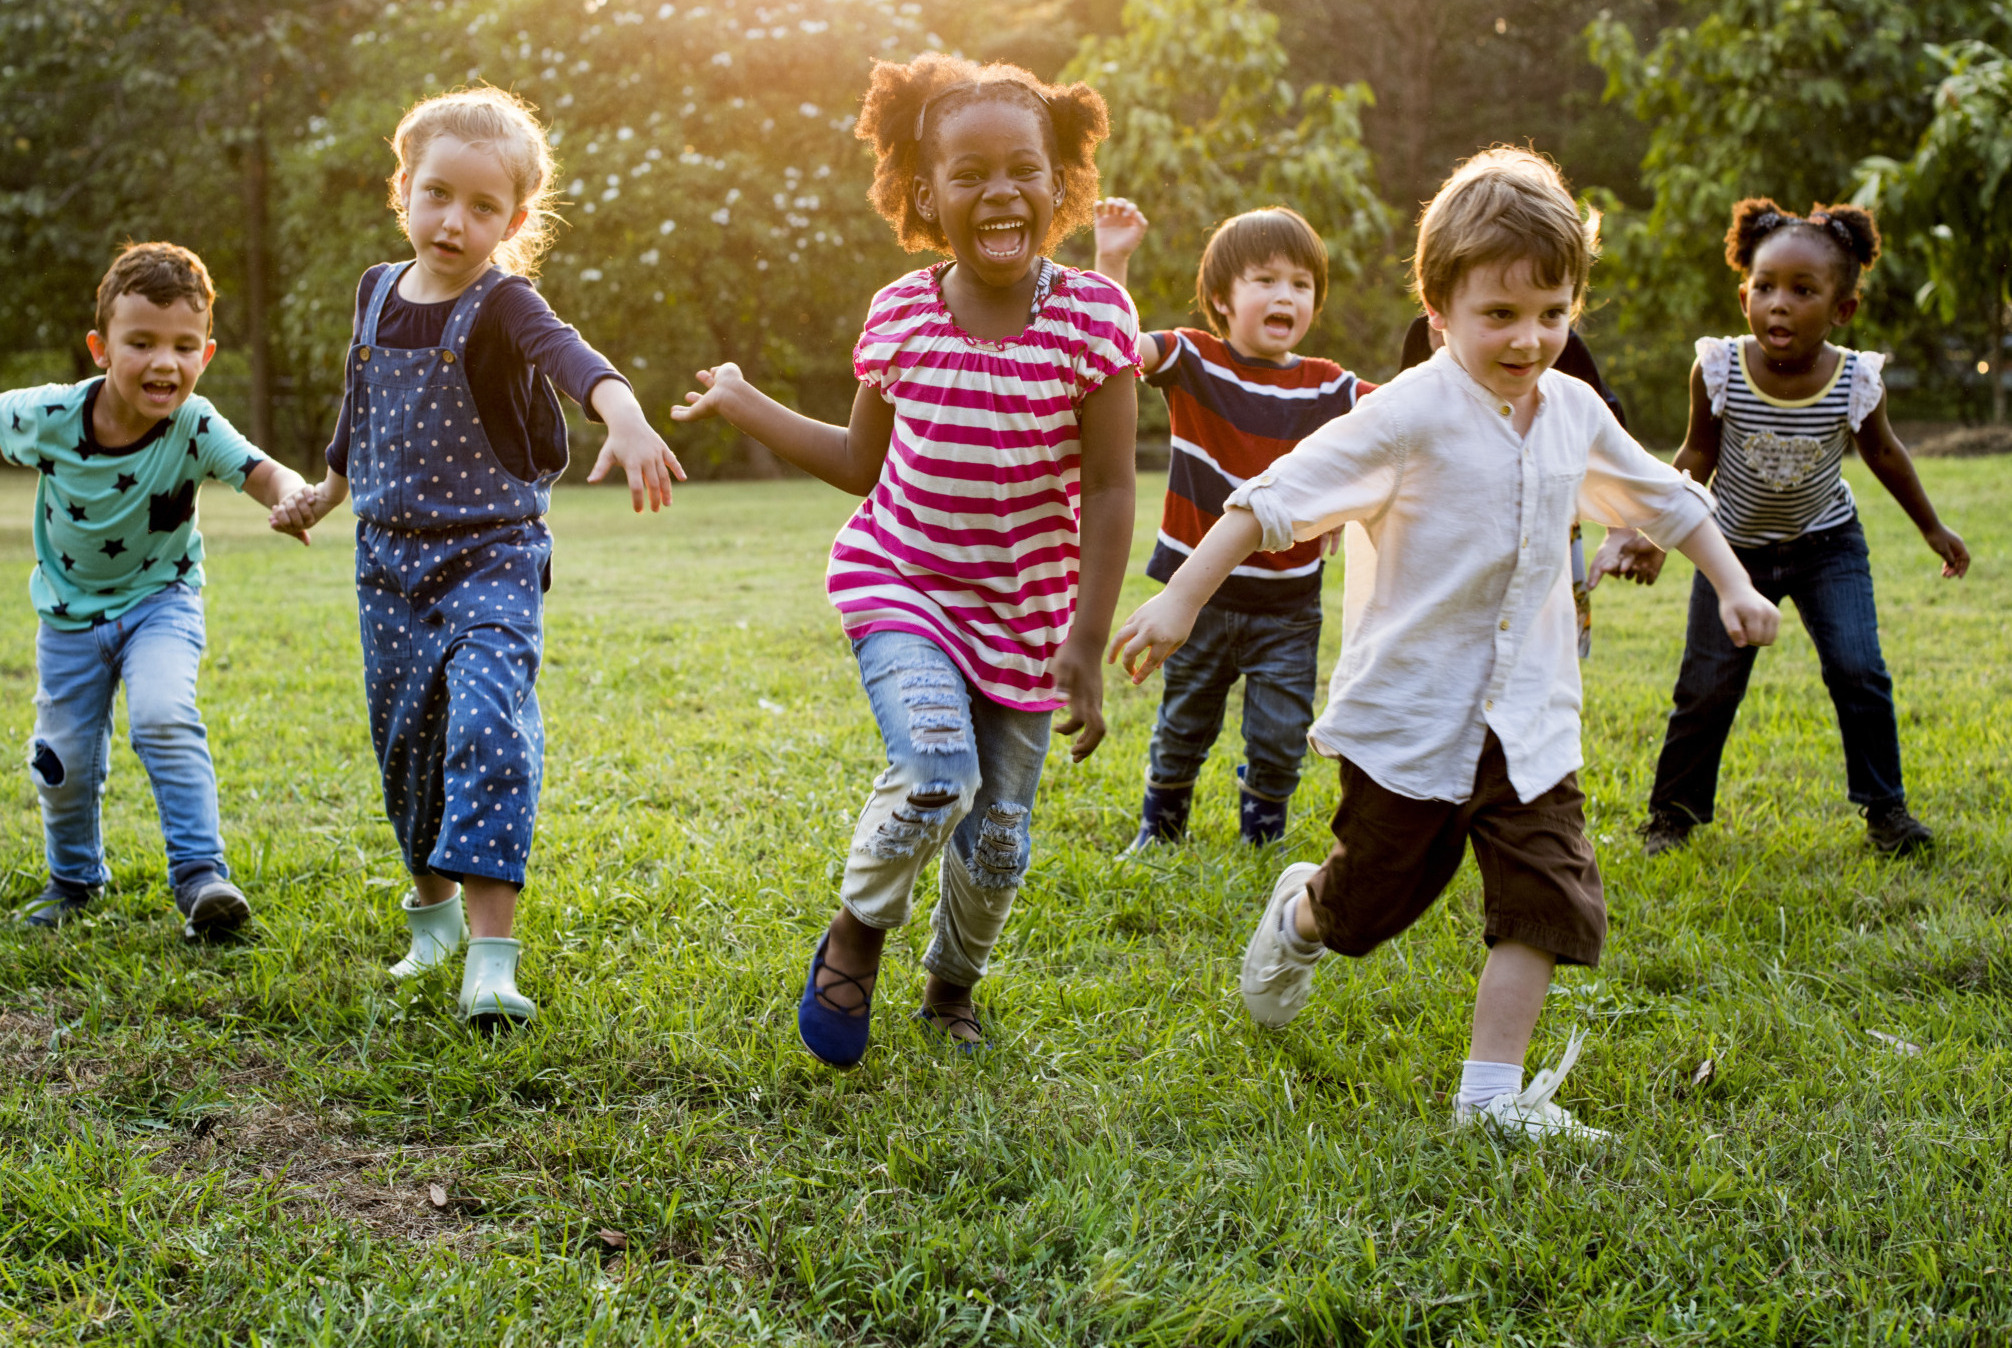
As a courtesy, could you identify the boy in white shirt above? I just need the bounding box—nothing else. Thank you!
[1109,149,1781,1140]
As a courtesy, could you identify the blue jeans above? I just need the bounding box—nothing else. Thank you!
[1650,518,1904,823]
[28,583,227,889]
[839,631,1051,988]
[1146,594,1322,801]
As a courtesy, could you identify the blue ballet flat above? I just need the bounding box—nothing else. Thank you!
[797,934,874,1068]
[915,1004,989,1054]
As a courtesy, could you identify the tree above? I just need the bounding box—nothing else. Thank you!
[1586,0,1997,439]
[1856,40,2012,422]
[1064,0,1396,372]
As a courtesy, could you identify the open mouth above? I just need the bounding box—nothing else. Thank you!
[1764,325,1796,347]
[1499,360,1536,378]
[431,240,463,258]
[975,219,1028,262]
[140,379,178,404]
[1262,314,1295,340]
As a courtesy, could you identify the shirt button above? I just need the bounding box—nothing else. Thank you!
[1521,535,1529,547]
[1499,619,1510,631]
[1499,405,1510,416]
[1485,699,1495,711]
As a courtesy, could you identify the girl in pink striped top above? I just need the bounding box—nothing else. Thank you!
[673,53,1139,1067]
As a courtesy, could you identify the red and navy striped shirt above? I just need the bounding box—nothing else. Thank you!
[1144,328,1369,612]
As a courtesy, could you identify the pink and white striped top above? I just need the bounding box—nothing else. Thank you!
[831,263,1140,712]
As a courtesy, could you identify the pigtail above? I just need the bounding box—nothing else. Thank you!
[855,52,979,254]
[1810,202,1881,271]
[1723,196,1791,272]
[1041,81,1109,252]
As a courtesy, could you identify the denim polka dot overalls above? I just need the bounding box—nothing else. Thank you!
[346,263,567,887]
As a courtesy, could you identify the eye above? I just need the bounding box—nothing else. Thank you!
[428,186,448,201]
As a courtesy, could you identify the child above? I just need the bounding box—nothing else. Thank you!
[1092,200,1369,848]
[672,53,1138,1067]
[1602,200,1968,858]
[269,87,683,1027]
[2,242,308,936]
[1110,149,1781,1140]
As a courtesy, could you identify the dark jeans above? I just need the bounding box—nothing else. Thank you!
[1650,518,1904,824]
[1147,593,1322,802]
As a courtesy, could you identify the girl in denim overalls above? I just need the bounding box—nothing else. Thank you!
[274,88,682,1027]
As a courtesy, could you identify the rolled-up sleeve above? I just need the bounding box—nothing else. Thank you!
[1578,413,1715,550]
[1223,391,1407,553]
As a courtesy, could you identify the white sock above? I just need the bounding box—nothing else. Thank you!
[1278,893,1322,957]
[1457,1059,1523,1111]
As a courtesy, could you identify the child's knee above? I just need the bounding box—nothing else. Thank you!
[859,775,974,861]
[968,801,1032,891]
[126,690,203,748]
[27,735,99,802]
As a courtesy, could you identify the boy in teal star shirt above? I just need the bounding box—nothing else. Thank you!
[1,242,307,935]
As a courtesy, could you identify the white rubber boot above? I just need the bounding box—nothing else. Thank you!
[458,937,538,1029]
[389,891,466,979]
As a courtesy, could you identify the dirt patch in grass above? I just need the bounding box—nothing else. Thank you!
[1913,425,2012,457]
[149,1105,492,1247]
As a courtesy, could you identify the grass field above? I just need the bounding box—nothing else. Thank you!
[0,461,2007,1346]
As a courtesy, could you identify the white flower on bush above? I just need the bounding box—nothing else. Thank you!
[711,207,731,225]
[581,268,604,282]
[799,102,819,117]
[659,219,676,234]
[639,249,660,265]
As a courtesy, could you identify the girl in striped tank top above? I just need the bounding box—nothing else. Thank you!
[673,54,1139,1066]
[1610,198,1969,858]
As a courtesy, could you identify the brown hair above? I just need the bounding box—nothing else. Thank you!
[854,51,1109,255]
[1725,196,1882,298]
[1196,207,1329,335]
[389,86,560,278]
[94,242,215,335]
[1412,147,1600,319]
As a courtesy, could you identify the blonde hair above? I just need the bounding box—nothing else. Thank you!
[1412,147,1600,319]
[388,86,560,278]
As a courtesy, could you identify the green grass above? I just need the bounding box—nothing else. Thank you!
[0,461,2007,1346]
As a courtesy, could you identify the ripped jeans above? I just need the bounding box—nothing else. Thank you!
[841,630,1051,988]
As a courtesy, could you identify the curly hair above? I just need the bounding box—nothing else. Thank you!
[389,86,562,279]
[95,241,215,335]
[853,51,1109,256]
[1725,197,1882,298]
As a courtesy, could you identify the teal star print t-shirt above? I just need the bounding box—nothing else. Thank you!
[0,379,267,630]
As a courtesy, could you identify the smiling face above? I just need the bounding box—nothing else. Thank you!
[913,98,1059,289]
[1741,229,1855,364]
[86,292,215,428]
[400,134,529,296]
[1214,254,1318,362]
[1433,257,1575,406]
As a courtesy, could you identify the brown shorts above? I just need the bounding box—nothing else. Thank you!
[1303,733,1606,966]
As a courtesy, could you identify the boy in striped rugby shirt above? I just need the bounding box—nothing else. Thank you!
[1094,201,1370,848]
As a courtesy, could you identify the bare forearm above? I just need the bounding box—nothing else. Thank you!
[1164,509,1264,610]
[1069,482,1136,650]
[1673,520,1752,598]
[1093,251,1130,290]
[1861,447,1944,535]
[715,383,869,493]
[243,460,306,509]
[589,377,651,431]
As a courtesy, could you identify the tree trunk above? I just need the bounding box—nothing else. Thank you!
[1993,262,2007,425]
[241,116,275,453]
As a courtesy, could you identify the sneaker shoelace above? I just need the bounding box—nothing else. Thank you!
[1488,1028,1602,1136]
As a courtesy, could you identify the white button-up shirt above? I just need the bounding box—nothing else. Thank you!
[1225,349,1715,803]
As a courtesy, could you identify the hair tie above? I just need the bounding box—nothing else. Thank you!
[1808,212,1856,252]
[1752,210,1785,233]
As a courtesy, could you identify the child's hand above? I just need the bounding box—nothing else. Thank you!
[1107,591,1199,684]
[267,483,327,546]
[1052,639,1107,762]
[1716,584,1780,649]
[1318,526,1344,558]
[1586,527,1667,590]
[1924,523,1969,578]
[587,415,686,512]
[670,364,749,425]
[1093,198,1149,262]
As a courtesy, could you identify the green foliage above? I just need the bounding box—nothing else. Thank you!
[1586,0,2001,438]
[1,468,2010,1341]
[1855,39,2012,419]
[1065,0,1399,372]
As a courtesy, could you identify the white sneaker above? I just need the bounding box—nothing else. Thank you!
[1454,1029,1611,1142]
[1239,862,1324,1028]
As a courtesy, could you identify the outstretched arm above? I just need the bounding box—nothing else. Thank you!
[268,469,349,545]
[586,378,686,512]
[243,459,309,545]
[1589,360,1721,589]
[1108,507,1263,683]
[1670,519,1780,648]
[1853,395,1969,578]
[1092,198,1160,372]
[672,363,894,496]
[1052,374,1137,762]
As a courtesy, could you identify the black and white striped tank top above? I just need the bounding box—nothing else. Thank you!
[1699,335,1884,547]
